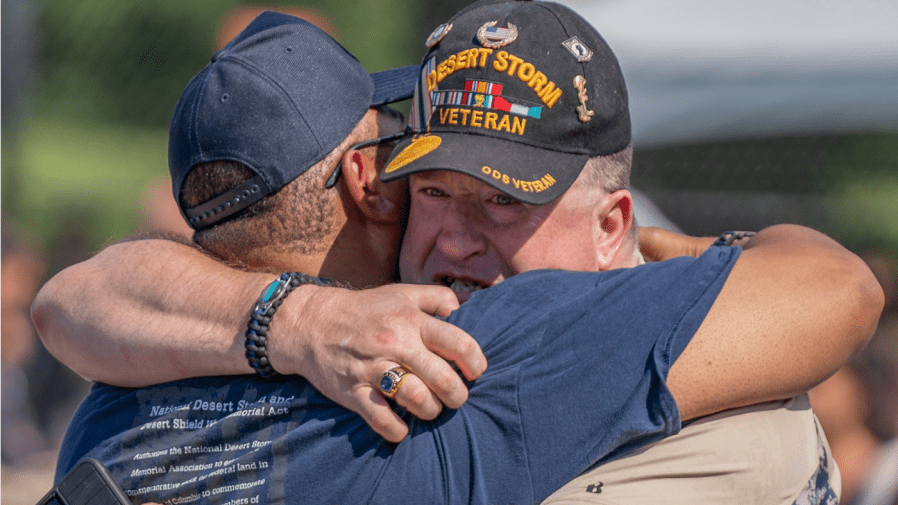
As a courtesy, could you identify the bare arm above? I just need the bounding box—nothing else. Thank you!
[31,238,487,442]
[32,238,268,383]
[647,225,885,421]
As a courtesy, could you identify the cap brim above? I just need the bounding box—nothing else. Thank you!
[370,65,417,106]
[381,133,587,205]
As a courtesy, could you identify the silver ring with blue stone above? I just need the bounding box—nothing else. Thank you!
[379,367,410,398]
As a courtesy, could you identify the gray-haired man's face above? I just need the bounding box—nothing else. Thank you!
[399,169,606,303]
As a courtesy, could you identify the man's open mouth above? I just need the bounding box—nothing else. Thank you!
[440,276,488,293]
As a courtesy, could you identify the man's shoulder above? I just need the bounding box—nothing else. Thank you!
[444,245,740,371]
[456,245,739,319]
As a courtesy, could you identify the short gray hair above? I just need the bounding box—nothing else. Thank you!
[581,143,633,193]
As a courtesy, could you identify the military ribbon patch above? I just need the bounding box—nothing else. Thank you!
[431,79,542,119]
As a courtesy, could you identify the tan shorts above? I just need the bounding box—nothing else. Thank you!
[541,394,838,504]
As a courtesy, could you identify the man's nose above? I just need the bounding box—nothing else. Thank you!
[436,205,487,263]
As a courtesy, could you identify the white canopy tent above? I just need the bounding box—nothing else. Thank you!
[555,0,898,147]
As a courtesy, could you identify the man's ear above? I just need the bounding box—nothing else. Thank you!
[593,189,634,270]
[340,149,402,223]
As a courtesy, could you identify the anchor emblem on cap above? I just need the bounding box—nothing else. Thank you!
[573,75,594,123]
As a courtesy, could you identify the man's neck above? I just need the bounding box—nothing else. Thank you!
[240,241,393,289]
[312,184,403,288]
[243,224,396,289]
[319,220,399,288]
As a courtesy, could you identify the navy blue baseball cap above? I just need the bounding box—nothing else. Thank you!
[382,0,630,205]
[169,11,417,230]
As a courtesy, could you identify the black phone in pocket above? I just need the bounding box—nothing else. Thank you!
[36,459,131,505]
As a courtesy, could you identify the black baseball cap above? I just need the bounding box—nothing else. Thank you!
[381,0,630,204]
[169,11,417,230]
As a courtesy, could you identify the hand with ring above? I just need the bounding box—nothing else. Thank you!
[282,284,487,443]
[379,367,410,399]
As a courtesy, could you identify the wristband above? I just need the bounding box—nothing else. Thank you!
[245,272,327,378]
[714,231,756,247]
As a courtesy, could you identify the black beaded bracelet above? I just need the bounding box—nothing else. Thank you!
[714,231,756,247]
[245,272,327,378]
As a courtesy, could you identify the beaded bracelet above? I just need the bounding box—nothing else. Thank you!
[245,272,326,378]
[714,231,756,247]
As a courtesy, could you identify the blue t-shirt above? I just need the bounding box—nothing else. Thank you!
[56,246,738,504]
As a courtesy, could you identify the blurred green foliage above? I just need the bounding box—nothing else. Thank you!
[833,174,898,253]
[37,0,231,128]
[18,116,169,249]
[35,0,425,129]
